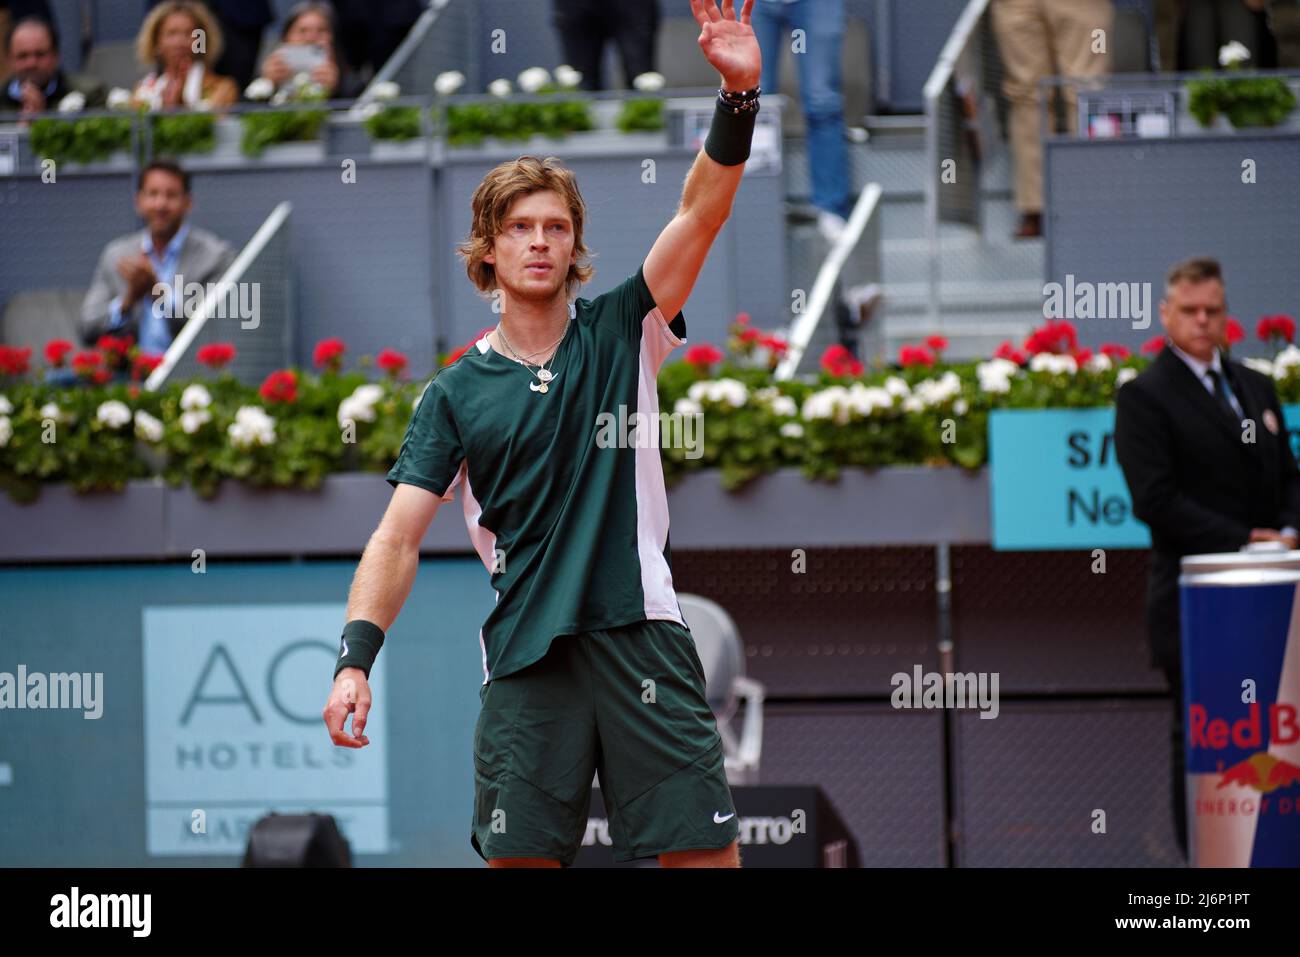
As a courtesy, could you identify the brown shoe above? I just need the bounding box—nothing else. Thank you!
[1014,212,1042,239]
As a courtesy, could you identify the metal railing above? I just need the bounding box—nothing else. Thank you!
[774,181,884,380]
[360,0,472,101]
[145,202,293,390]
[922,0,1002,326]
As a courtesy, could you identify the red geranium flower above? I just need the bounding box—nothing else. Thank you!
[96,335,132,369]
[376,348,409,378]
[820,344,863,378]
[1257,314,1296,344]
[1141,335,1166,355]
[737,326,762,344]
[1074,348,1093,366]
[899,344,936,368]
[132,352,165,381]
[1224,318,1245,346]
[685,343,724,370]
[44,339,75,368]
[1023,319,1078,355]
[925,335,948,353]
[761,334,788,356]
[259,369,298,404]
[0,345,32,376]
[91,368,111,385]
[127,385,141,399]
[1100,343,1131,360]
[72,350,103,377]
[196,343,236,369]
[994,341,1025,364]
[734,312,751,326]
[313,337,347,372]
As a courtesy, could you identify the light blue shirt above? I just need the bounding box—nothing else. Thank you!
[107,222,190,354]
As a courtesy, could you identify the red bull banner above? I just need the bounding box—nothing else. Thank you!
[1181,552,1300,867]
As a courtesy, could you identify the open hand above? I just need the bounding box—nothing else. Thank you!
[689,0,761,92]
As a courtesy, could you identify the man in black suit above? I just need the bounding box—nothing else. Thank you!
[1115,255,1300,859]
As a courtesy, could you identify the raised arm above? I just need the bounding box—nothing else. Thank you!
[643,0,760,321]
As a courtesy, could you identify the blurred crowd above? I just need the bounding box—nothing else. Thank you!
[0,0,424,115]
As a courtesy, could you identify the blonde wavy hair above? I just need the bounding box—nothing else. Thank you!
[136,1,224,67]
[456,155,596,302]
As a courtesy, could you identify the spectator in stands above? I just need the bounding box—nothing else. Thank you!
[80,158,236,352]
[548,0,661,92]
[1276,0,1300,66]
[132,1,239,110]
[1115,255,1300,860]
[0,0,49,80]
[1180,0,1277,69]
[992,0,1113,239]
[257,2,356,99]
[328,0,421,82]
[751,0,854,244]
[2,15,104,116]
[148,0,273,92]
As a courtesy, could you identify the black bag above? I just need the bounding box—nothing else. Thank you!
[241,812,353,867]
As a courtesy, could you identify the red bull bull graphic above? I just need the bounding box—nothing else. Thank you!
[1181,553,1300,867]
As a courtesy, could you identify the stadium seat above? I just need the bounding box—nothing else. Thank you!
[1,289,85,352]
[84,40,145,93]
[676,593,765,784]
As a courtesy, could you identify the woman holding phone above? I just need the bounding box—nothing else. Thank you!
[257,1,350,98]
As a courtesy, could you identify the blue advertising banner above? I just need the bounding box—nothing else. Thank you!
[989,406,1300,550]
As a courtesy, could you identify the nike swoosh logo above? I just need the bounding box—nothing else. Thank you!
[713,811,735,824]
[340,638,349,659]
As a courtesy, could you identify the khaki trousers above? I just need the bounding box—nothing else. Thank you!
[992,0,1114,213]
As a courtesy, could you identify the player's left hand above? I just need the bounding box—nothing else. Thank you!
[689,0,761,92]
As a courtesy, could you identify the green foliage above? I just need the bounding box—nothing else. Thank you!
[151,113,217,154]
[443,90,595,146]
[29,116,133,164]
[240,108,329,156]
[616,98,664,133]
[364,105,423,141]
[1187,74,1298,128]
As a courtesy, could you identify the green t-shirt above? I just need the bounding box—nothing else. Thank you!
[387,261,690,682]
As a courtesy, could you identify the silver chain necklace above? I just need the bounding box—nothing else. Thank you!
[495,312,570,394]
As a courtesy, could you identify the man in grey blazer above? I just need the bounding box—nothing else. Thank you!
[80,158,236,351]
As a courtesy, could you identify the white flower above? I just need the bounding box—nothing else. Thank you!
[106,87,133,109]
[912,371,963,407]
[57,91,85,113]
[953,398,969,416]
[977,358,1018,394]
[553,64,583,89]
[1028,352,1078,376]
[1219,41,1251,68]
[228,405,276,448]
[293,71,312,89]
[687,378,748,408]
[245,77,275,101]
[434,71,465,96]
[488,78,513,98]
[1273,345,1300,379]
[802,386,851,424]
[883,376,910,398]
[0,394,11,415]
[0,417,10,447]
[1116,367,1138,388]
[770,395,798,418]
[96,400,132,429]
[180,384,212,411]
[370,80,401,100]
[674,397,703,417]
[134,409,164,443]
[847,383,893,415]
[303,82,326,99]
[270,87,291,106]
[902,396,924,413]
[779,422,804,439]
[1085,352,1113,373]
[180,409,211,434]
[632,72,665,93]
[39,402,58,420]
[337,395,377,429]
[516,67,551,93]
[1242,357,1275,378]
[351,384,385,407]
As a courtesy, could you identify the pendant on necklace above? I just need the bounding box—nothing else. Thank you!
[537,368,554,383]
[530,380,549,393]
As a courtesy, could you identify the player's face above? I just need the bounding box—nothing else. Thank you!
[486,190,575,302]
[1160,278,1227,363]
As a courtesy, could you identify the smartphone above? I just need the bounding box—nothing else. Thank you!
[275,44,328,74]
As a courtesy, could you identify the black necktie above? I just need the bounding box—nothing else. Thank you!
[1206,369,1240,422]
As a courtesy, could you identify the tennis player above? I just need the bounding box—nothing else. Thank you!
[323,0,761,868]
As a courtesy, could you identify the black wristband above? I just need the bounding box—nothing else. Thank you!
[335,619,385,679]
[704,95,758,166]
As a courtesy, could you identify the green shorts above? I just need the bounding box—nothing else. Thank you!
[470,618,739,866]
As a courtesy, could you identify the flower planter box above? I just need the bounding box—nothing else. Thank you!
[0,466,992,564]
[370,137,428,161]
[250,139,326,164]
[57,149,135,172]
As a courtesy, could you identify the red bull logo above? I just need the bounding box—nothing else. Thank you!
[1188,702,1300,793]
